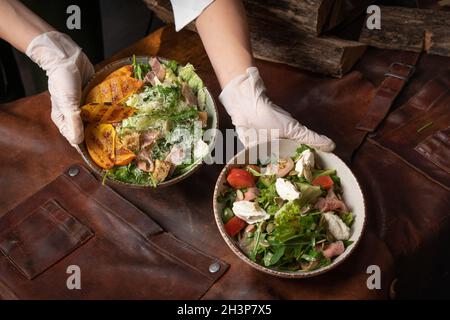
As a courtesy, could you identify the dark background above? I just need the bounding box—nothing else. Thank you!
[0,0,164,103]
[0,0,421,103]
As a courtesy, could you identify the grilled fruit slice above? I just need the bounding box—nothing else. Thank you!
[86,76,143,104]
[85,123,116,169]
[105,65,133,80]
[114,136,136,166]
[80,103,134,123]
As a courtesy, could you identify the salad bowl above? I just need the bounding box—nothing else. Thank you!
[213,139,366,278]
[77,56,218,188]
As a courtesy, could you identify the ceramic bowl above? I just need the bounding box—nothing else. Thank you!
[77,56,218,188]
[213,139,366,278]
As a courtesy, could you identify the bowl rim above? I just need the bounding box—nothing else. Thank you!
[212,138,367,278]
[77,55,219,189]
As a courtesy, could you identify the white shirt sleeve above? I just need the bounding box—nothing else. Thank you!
[170,0,215,31]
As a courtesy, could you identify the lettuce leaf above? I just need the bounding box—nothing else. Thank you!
[197,87,206,110]
[178,63,204,94]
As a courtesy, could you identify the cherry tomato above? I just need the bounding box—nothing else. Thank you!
[227,168,255,189]
[224,216,247,237]
[312,175,334,190]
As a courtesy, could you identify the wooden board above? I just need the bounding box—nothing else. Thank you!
[359,6,450,57]
[325,0,377,31]
[145,0,375,35]
[143,0,366,77]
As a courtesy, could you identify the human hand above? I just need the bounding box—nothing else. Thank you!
[219,67,335,151]
[26,31,94,145]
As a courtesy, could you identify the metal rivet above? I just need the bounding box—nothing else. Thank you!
[68,167,79,177]
[209,262,221,274]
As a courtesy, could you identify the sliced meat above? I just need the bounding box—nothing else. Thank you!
[315,189,349,212]
[264,158,294,178]
[136,148,154,172]
[144,71,159,86]
[137,159,154,173]
[165,146,186,166]
[322,241,345,259]
[149,57,165,82]
[181,82,198,106]
[244,187,259,201]
[140,130,161,150]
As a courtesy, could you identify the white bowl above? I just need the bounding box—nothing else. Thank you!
[213,139,366,278]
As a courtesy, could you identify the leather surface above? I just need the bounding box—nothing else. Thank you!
[0,165,228,299]
[356,52,420,132]
[0,23,449,298]
[372,72,450,190]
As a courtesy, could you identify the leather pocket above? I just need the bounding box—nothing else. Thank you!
[0,199,93,280]
[415,127,450,174]
[371,76,450,190]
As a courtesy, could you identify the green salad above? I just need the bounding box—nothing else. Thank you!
[108,56,210,186]
[218,145,354,272]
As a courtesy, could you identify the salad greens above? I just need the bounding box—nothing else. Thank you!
[132,55,151,81]
[219,144,355,272]
[109,56,209,186]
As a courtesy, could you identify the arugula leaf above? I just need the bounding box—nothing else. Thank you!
[301,248,320,262]
[256,182,279,214]
[112,163,157,187]
[343,240,354,248]
[217,188,236,208]
[263,245,285,267]
[222,208,234,224]
[330,173,341,187]
[162,107,198,122]
[249,222,264,261]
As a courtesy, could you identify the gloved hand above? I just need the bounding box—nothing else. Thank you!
[219,67,335,152]
[26,31,94,145]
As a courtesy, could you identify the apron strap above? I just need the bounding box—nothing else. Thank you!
[356,51,421,133]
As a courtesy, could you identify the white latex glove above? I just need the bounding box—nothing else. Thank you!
[219,67,336,152]
[170,0,214,31]
[26,31,94,145]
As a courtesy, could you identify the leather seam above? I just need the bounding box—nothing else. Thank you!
[148,233,221,281]
[368,138,450,192]
[61,174,163,240]
[61,173,223,284]
[374,92,448,140]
